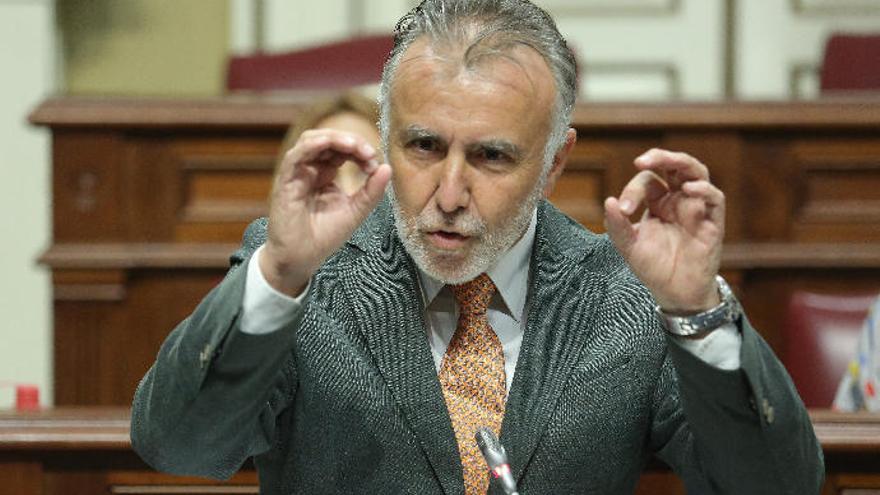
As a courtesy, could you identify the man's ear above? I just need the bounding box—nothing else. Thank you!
[542,128,577,197]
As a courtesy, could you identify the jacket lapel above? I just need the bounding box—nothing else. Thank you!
[348,199,462,495]
[500,201,606,485]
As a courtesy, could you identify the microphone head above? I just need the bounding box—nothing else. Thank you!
[475,427,500,453]
[475,427,507,468]
[475,427,519,494]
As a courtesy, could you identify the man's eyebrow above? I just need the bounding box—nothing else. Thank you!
[468,139,522,159]
[399,125,441,142]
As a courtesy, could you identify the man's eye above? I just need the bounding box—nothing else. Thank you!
[412,138,437,152]
[483,148,505,161]
[479,148,511,163]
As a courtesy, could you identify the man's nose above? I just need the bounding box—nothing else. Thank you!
[434,155,470,214]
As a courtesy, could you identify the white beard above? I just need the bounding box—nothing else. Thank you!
[390,181,544,285]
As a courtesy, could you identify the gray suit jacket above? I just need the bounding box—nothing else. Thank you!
[131,199,823,494]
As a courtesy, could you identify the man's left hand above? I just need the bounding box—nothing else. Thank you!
[604,148,724,314]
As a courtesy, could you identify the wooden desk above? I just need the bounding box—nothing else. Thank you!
[0,408,257,495]
[29,97,880,406]
[1,408,877,494]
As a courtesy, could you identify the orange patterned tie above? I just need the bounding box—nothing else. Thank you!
[439,273,507,495]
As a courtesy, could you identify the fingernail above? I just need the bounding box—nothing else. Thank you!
[620,200,633,214]
[360,143,374,156]
[366,159,378,173]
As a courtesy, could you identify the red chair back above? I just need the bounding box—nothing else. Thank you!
[820,34,880,92]
[227,34,395,92]
[782,291,877,407]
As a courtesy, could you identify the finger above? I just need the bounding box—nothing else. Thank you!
[634,148,710,184]
[617,170,668,216]
[277,132,379,193]
[603,196,636,255]
[678,196,708,234]
[296,130,378,167]
[350,163,393,219]
[682,179,726,225]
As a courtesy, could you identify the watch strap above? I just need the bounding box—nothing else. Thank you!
[655,275,742,337]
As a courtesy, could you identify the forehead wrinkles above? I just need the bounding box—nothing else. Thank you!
[393,38,552,107]
[462,29,552,93]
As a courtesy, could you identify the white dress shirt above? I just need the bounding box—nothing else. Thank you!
[240,211,742,393]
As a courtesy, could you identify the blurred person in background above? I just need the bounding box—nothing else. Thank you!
[278,92,380,194]
[834,294,880,411]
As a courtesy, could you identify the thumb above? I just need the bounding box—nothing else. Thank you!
[604,196,636,256]
[350,163,392,219]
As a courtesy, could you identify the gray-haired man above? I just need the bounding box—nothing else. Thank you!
[132,1,824,493]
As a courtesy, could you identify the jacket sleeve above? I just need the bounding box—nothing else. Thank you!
[130,218,303,480]
[649,316,825,494]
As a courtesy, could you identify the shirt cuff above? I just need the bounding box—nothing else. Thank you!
[672,323,742,370]
[241,244,309,335]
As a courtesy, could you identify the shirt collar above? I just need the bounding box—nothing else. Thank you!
[418,209,536,322]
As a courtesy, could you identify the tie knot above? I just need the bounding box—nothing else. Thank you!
[451,273,496,316]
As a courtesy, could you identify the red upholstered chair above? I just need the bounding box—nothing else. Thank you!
[820,33,880,93]
[226,34,395,92]
[781,291,877,408]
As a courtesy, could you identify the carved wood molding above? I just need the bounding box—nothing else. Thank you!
[810,410,880,452]
[0,408,131,450]
[37,242,880,271]
[30,97,880,130]
[39,244,238,270]
[110,487,259,494]
[2,407,877,452]
[722,243,880,269]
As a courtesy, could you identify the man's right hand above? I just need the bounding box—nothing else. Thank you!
[260,129,392,297]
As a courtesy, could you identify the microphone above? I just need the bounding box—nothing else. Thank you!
[475,427,520,495]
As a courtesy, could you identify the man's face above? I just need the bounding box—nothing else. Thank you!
[387,37,560,284]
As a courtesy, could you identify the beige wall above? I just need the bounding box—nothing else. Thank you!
[236,0,880,101]
[60,0,229,96]
[0,0,55,409]
[0,0,229,409]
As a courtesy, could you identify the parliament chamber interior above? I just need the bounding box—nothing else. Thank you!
[2,2,880,494]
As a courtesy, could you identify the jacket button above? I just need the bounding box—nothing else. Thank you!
[199,344,212,369]
[762,398,774,424]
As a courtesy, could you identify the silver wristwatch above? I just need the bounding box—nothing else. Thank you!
[655,275,742,337]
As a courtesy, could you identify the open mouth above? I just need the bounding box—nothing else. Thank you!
[425,230,471,249]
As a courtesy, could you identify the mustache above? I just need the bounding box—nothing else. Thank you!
[415,209,487,236]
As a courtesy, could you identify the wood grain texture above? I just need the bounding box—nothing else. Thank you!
[0,408,877,494]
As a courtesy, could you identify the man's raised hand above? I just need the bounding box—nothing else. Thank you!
[260,129,392,297]
[603,148,725,314]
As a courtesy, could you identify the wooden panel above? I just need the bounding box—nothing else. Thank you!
[53,130,126,242]
[789,139,880,242]
[0,461,41,495]
[743,135,880,242]
[30,97,880,419]
[174,149,274,242]
[53,269,128,302]
[53,269,225,405]
[123,133,279,244]
[554,134,660,233]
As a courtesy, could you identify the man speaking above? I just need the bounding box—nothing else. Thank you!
[131,0,824,493]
